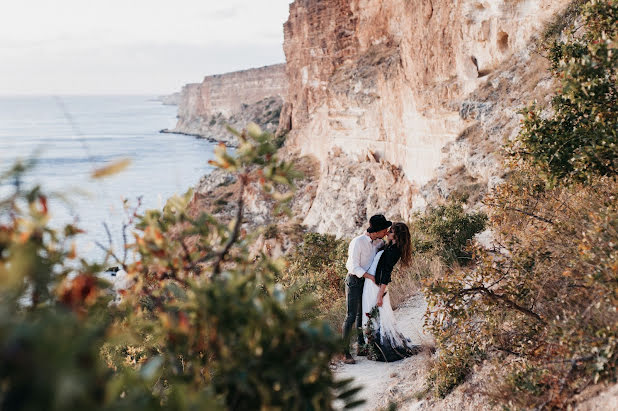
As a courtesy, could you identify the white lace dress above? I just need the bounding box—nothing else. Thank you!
[361,250,419,361]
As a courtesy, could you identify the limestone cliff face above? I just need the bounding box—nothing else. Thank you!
[279,0,571,236]
[168,64,288,145]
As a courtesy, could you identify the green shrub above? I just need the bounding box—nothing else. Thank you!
[280,233,349,328]
[263,223,279,239]
[427,344,485,398]
[289,232,348,276]
[411,201,487,266]
[274,131,287,149]
[114,124,364,410]
[511,0,617,185]
[499,362,553,406]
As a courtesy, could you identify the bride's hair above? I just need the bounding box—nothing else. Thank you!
[391,222,412,267]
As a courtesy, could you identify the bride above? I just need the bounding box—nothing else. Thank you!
[361,222,420,362]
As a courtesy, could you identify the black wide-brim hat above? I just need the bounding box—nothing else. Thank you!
[367,214,392,233]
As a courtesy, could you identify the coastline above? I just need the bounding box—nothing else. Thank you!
[159,128,238,148]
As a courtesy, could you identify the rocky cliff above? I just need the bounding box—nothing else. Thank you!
[277,0,572,236]
[158,92,181,106]
[166,64,288,145]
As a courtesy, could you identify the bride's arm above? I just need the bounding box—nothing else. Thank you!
[376,284,387,307]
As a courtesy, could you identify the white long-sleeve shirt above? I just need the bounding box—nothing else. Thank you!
[346,234,384,278]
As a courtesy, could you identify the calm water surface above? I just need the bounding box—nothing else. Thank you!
[0,95,216,261]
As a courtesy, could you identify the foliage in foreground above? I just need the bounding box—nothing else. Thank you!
[0,125,363,410]
[425,1,618,408]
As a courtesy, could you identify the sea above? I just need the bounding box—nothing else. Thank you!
[0,95,217,263]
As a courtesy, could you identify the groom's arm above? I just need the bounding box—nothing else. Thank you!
[346,239,376,282]
[346,239,364,277]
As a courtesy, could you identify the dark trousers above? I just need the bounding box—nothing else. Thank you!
[342,274,365,354]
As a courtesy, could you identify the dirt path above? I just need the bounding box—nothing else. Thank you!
[333,293,433,410]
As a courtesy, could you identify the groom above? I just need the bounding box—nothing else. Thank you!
[342,214,392,364]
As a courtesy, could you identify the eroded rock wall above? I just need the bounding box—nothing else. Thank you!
[279,0,571,235]
[197,64,287,117]
[168,64,288,145]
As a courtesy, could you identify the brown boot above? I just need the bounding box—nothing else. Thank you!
[357,345,369,356]
[343,353,356,364]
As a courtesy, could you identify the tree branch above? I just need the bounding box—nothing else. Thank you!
[503,206,555,225]
[492,346,524,357]
[121,222,128,268]
[453,286,546,324]
[485,288,546,323]
[212,173,247,276]
[180,237,193,266]
[95,241,124,267]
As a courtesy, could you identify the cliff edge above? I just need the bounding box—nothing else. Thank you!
[165,64,288,145]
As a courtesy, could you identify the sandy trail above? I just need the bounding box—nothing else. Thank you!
[334,293,432,410]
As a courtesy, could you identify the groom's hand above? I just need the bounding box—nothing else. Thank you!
[362,273,376,283]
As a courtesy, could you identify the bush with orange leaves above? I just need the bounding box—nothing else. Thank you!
[426,170,617,407]
[0,125,364,410]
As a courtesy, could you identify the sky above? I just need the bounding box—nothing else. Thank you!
[0,0,292,95]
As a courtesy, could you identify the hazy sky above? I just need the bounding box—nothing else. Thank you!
[0,0,292,95]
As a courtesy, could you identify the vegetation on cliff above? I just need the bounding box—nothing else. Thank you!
[410,201,487,266]
[279,232,348,328]
[513,0,617,184]
[424,1,617,407]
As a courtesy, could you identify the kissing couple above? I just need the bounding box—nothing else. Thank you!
[342,214,420,364]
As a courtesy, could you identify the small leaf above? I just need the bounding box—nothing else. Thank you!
[91,158,131,179]
[338,386,363,399]
[247,122,262,138]
[344,399,366,408]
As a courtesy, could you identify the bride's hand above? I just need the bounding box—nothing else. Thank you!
[377,296,383,307]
